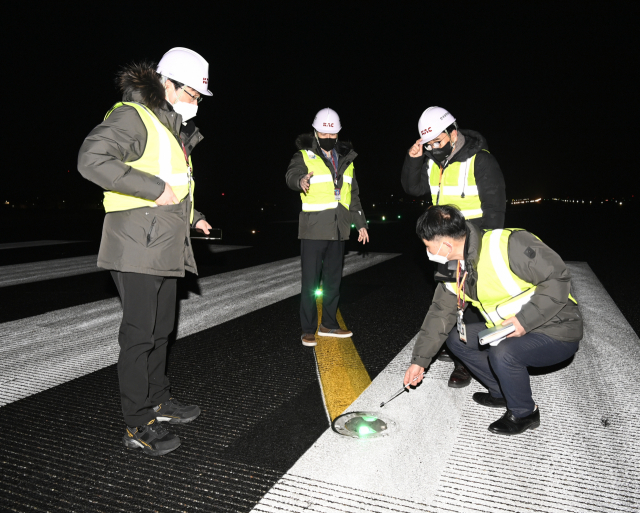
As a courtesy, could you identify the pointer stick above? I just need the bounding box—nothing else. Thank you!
[380,372,427,407]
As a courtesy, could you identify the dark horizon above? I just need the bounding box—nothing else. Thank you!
[4,4,637,215]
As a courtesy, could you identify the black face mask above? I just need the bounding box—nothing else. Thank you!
[430,142,452,162]
[318,137,337,151]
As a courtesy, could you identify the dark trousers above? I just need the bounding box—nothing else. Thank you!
[446,322,579,417]
[300,239,345,333]
[111,271,176,427]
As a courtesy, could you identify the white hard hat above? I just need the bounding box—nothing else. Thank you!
[418,106,456,144]
[157,47,212,96]
[312,107,341,133]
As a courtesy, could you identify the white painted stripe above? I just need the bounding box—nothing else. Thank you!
[309,175,333,184]
[343,175,352,184]
[0,240,85,250]
[489,230,522,296]
[253,262,640,513]
[0,252,399,406]
[302,201,338,211]
[0,246,250,288]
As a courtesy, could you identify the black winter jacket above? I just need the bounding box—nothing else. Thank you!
[285,134,367,240]
[78,62,206,277]
[401,129,506,230]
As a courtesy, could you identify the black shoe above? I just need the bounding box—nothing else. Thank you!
[436,348,453,363]
[472,392,507,408]
[488,408,540,435]
[123,419,181,456]
[153,397,201,424]
[448,364,471,388]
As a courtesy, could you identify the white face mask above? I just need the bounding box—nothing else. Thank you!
[426,241,452,264]
[172,99,198,122]
[171,88,198,122]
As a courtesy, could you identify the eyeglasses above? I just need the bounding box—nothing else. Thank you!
[180,87,202,104]
[424,133,450,151]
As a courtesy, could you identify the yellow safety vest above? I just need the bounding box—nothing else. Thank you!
[102,102,195,223]
[299,150,354,212]
[427,153,483,219]
[446,229,578,327]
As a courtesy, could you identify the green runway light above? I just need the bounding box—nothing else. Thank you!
[358,425,376,436]
[362,416,377,422]
[351,224,355,228]
[382,216,386,221]
[315,289,323,296]
[397,215,401,219]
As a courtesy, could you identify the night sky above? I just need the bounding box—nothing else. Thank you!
[5,3,637,213]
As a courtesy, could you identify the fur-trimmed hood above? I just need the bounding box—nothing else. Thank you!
[295,133,354,157]
[116,61,167,110]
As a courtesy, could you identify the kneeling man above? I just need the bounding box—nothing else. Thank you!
[404,205,582,435]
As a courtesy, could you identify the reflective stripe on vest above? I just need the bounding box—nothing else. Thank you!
[445,229,578,328]
[427,154,482,219]
[102,102,195,222]
[300,149,354,212]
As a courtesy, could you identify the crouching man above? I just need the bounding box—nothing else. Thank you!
[404,205,582,435]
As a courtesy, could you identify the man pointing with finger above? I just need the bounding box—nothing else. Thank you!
[286,108,368,347]
[78,48,213,456]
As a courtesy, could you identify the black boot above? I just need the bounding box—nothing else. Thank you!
[448,362,471,388]
[488,407,540,435]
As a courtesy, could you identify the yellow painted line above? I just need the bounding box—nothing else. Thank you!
[314,296,371,421]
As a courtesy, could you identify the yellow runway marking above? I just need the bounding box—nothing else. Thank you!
[314,296,371,421]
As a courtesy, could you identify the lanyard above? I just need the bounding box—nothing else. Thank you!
[180,141,192,176]
[456,260,467,310]
[330,152,338,186]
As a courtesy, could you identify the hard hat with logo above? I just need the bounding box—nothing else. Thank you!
[157,47,213,96]
[418,106,456,144]
[312,107,342,134]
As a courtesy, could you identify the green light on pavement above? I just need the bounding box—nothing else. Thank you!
[358,425,376,436]
[362,416,377,422]
[315,289,323,296]
[382,216,386,221]
[351,224,355,228]
[397,215,401,219]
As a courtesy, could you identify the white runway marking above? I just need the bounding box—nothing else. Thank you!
[0,245,250,287]
[0,252,398,406]
[0,240,85,250]
[252,262,640,513]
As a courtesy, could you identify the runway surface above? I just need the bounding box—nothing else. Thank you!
[1,233,638,512]
[0,251,398,406]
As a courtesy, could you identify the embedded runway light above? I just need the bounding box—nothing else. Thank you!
[251,230,256,234]
[315,289,323,296]
[351,224,355,228]
[397,215,401,219]
[382,216,386,221]
[331,411,395,439]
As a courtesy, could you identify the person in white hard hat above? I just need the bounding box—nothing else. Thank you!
[78,48,213,457]
[401,106,506,389]
[285,108,369,346]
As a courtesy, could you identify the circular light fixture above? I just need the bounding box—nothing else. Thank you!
[331,411,396,439]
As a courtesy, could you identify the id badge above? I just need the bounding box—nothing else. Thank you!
[334,188,341,201]
[457,310,467,343]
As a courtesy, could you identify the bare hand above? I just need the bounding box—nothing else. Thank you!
[155,183,179,205]
[408,138,423,158]
[403,364,425,387]
[299,171,314,193]
[195,219,212,235]
[502,316,526,338]
[358,227,369,244]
